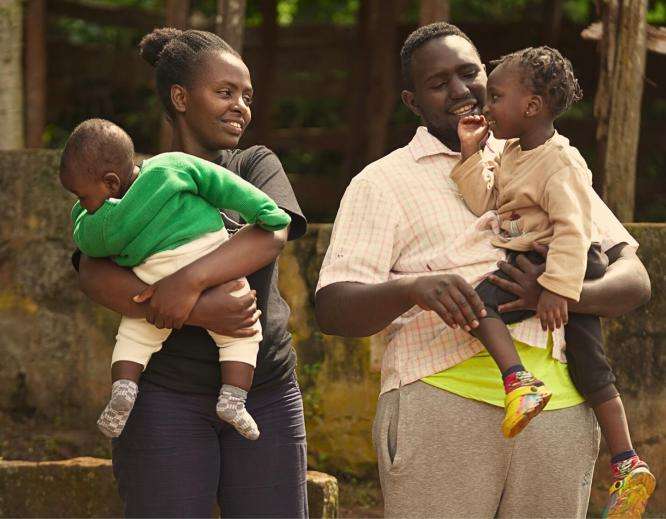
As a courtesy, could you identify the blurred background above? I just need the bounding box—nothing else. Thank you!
[5,0,666,222]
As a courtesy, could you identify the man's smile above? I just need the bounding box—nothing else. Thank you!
[448,101,480,117]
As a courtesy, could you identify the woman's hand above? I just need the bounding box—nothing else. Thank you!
[133,268,203,330]
[488,243,548,312]
[192,280,260,336]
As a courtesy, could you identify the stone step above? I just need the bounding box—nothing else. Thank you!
[0,457,338,518]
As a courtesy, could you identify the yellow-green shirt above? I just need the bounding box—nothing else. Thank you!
[422,335,584,410]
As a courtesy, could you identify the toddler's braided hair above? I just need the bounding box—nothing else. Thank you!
[491,46,583,117]
[139,28,239,117]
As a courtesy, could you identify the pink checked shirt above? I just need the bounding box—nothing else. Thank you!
[317,127,638,395]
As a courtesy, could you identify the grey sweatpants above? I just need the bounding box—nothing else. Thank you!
[373,381,600,518]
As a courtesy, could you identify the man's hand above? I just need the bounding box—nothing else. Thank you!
[407,274,487,331]
[537,289,569,331]
[488,244,548,313]
[458,115,489,160]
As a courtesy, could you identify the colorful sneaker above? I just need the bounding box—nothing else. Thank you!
[501,384,552,438]
[603,466,656,518]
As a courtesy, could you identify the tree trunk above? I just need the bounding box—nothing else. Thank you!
[0,0,24,149]
[165,0,190,28]
[542,0,564,45]
[420,0,450,26]
[344,0,399,180]
[593,0,647,222]
[25,0,46,148]
[159,0,191,151]
[216,0,247,53]
[252,0,277,145]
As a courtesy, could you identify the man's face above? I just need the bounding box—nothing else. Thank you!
[402,35,487,150]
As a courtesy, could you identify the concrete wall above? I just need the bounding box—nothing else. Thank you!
[1,151,664,514]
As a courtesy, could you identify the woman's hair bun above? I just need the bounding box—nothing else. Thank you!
[139,27,183,67]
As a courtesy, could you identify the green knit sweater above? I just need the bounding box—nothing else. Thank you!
[71,152,291,267]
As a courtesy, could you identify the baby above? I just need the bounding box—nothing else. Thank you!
[451,47,654,517]
[59,119,291,441]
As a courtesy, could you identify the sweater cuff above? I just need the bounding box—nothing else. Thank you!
[450,150,484,184]
[537,273,582,302]
[255,208,292,231]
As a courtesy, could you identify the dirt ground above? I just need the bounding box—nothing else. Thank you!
[337,477,384,518]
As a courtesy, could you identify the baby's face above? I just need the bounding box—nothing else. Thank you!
[60,171,111,214]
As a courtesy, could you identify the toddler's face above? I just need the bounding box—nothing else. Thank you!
[483,64,532,140]
[60,171,112,214]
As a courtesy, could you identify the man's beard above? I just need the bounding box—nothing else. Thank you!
[424,119,461,152]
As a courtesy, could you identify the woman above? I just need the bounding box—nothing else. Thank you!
[75,28,308,517]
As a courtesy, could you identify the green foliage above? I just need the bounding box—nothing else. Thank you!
[54,17,138,47]
[447,0,592,23]
[245,0,359,26]
[274,96,345,128]
[562,0,591,23]
[647,0,666,23]
[558,99,593,121]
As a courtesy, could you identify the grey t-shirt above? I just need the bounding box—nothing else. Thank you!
[131,145,306,394]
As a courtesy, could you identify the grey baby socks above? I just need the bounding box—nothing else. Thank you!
[216,384,260,440]
[97,379,139,438]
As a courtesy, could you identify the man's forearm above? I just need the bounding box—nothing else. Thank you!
[569,244,651,318]
[315,279,414,337]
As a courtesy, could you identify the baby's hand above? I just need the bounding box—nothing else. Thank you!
[458,115,489,155]
[536,289,569,332]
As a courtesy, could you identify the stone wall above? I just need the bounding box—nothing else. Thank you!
[1,151,664,514]
[0,458,339,518]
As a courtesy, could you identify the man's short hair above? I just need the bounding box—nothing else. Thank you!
[60,119,134,181]
[400,22,480,90]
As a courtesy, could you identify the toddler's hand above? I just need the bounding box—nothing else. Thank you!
[536,289,568,332]
[458,115,489,158]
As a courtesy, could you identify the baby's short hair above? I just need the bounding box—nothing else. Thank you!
[491,46,583,117]
[60,119,134,181]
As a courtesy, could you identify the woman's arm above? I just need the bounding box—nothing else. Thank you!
[488,243,651,318]
[132,224,288,329]
[78,255,261,336]
[181,224,288,292]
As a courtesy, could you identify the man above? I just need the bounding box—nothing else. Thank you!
[315,23,651,518]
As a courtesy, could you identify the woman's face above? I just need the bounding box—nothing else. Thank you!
[180,50,253,151]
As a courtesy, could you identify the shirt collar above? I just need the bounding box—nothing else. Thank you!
[407,126,508,163]
[408,126,460,161]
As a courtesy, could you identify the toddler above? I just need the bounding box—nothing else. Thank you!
[451,47,654,517]
[59,119,291,441]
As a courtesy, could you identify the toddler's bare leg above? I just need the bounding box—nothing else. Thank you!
[594,395,633,456]
[471,317,522,374]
